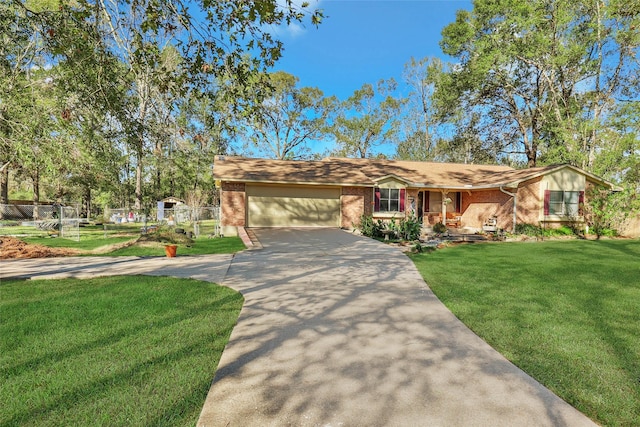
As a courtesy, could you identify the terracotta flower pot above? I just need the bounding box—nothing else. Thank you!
[164,244,178,258]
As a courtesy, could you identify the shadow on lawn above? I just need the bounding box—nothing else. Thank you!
[3,281,241,426]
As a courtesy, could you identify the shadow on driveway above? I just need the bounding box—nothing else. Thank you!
[198,228,596,427]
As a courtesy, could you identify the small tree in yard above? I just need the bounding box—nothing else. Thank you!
[585,187,638,238]
[186,189,207,237]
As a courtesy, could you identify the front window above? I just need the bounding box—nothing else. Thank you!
[379,188,400,212]
[548,191,580,216]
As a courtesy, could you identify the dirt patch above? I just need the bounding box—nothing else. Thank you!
[0,237,81,259]
[87,239,138,254]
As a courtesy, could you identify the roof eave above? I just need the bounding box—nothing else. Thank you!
[507,164,618,190]
[215,177,372,187]
[409,183,510,190]
[372,174,413,185]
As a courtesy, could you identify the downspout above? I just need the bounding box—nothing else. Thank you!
[499,186,517,233]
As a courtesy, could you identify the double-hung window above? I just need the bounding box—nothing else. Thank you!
[374,188,405,212]
[545,190,583,216]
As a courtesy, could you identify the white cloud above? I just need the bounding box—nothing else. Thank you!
[268,21,305,39]
[266,0,322,39]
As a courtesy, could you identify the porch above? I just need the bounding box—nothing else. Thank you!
[415,190,463,228]
[421,212,462,228]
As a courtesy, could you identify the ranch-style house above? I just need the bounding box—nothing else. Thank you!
[213,155,617,237]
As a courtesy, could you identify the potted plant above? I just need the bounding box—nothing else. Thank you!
[137,227,193,257]
[164,243,178,257]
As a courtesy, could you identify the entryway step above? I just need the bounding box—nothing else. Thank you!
[242,227,263,249]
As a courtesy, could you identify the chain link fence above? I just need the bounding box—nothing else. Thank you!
[101,205,220,238]
[60,205,80,241]
[0,203,81,221]
[0,203,81,241]
[1,203,220,240]
[1,204,55,220]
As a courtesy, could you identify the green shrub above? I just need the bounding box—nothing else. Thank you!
[516,223,582,238]
[432,222,447,234]
[357,215,384,238]
[358,215,422,241]
[554,225,575,236]
[588,227,617,237]
[515,223,542,236]
[399,215,422,240]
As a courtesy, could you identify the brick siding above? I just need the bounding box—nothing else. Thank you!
[516,177,542,225]
[341,187,372,229]
[461,189,513,230]
[220,182,246,227]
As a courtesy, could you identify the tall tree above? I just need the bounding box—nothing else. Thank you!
[329,78,404,158]
[397,57,446,161]
[438,0,640,168]
[243,71,335,159]
[8,0,324,208]
[0,0,43,205]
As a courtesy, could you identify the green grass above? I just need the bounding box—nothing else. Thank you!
[410,239,640,426]
[105,237,246,257]
[14,236,245,256]
[1,276,243,426]
[2,221,245,256]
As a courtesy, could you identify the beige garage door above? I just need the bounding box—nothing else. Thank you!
[246,185,340,227]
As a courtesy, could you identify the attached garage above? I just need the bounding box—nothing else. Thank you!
[246,184,340,227]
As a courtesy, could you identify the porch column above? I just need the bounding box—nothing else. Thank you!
[441,190,448,223]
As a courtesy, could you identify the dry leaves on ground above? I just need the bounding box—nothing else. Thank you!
[0,237,80,259]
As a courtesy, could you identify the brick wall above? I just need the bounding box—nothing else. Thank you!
[221,182,246,232]
[461,189,513,230]
[516,177,542,225]
[341,187,372,229]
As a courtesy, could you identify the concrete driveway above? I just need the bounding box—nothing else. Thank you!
[197,228,596,427]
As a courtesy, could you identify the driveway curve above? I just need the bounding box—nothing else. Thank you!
[198,228,595,427]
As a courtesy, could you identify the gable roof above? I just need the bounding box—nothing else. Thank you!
[213,156,616,190]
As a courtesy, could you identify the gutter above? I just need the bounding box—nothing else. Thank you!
[499,186,517,233]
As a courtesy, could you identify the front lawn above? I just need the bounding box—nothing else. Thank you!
[1,276,243,426]
[17,236,245,256]
[410,239,640,426]
[105,236,246,256]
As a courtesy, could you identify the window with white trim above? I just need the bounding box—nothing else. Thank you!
[374,188,405,212]
[547,191,581,216]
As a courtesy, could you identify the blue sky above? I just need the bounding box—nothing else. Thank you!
[271,0,472,100]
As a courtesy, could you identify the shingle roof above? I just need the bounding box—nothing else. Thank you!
[213,156,610,189]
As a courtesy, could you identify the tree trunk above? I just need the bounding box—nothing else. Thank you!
[135,146,142,210]
[0,165,7,220]
[0,165,8,204]
[32,169,40,220]
[424,111,431,156]
[135,75,149,212]
[82,186,91,218]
